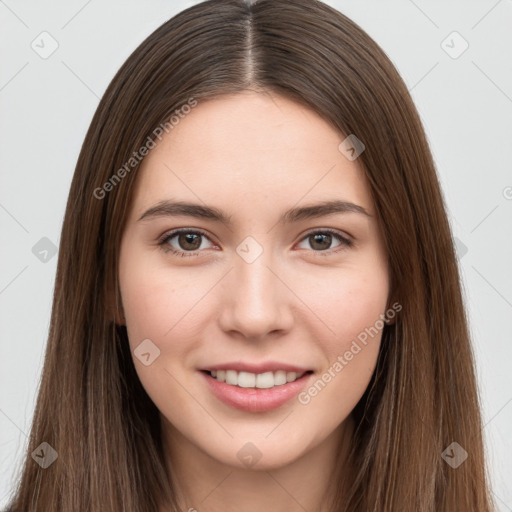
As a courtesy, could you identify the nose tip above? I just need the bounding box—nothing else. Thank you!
[217,254,294,340]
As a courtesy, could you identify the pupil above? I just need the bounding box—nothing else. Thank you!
[180,233,201,250]
[311,233,331,251]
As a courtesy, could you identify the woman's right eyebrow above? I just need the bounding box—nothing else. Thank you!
[138,200,232,224]
[137,199,371,225]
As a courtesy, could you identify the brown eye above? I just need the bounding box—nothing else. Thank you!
[309,233,333,251]
[177,232,202,251]
[158,229,214,257]
[297,229,352,254]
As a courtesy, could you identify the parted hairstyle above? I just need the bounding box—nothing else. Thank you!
[6,0,494,510]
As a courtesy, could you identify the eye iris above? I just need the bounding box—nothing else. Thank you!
[179,233,201,250]
[310,233,332,251]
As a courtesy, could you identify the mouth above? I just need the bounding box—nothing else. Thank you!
[203,369,312,389]
[199,367,314,413]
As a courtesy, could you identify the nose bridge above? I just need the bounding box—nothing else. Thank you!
[218,235,293,338]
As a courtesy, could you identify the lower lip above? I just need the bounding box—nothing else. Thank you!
[200,371,313,412]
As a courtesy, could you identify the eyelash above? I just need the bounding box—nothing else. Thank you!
[157,228,353,258]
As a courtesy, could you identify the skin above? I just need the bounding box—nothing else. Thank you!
[118,90,390,512]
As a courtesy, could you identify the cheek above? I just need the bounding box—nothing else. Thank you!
[305,264,389,353]
[121,275,171,345]
[118,256,206,410]
[119,252,203,355]
[293,264,388,415]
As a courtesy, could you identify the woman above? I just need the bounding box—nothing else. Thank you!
[5,0,495,510]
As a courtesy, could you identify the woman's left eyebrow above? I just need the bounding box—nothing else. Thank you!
[138,198,371,224]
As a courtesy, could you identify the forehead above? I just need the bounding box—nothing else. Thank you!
[130,91,374,220]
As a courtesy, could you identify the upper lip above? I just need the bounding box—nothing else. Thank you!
[199,362,313,374]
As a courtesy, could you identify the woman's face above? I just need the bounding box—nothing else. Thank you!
[118,91,390,470]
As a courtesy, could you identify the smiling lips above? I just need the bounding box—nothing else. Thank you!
[200,362,312,388]
[199,362,314,412]
[208,369,306,389]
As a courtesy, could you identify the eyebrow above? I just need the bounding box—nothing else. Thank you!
[138,199,371,224]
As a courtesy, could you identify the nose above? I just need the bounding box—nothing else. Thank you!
[217,246,295,341]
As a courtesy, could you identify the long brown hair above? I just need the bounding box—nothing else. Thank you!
[6,0,494,510]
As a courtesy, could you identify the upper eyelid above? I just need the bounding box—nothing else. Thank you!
[159,227,216,245]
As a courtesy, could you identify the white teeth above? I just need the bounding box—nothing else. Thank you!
[238,371,256,388]
[274,370,287,386]
[255,371,274,389]
[208,369,306,388]
[226,370,237,385]
[286,372,297,383]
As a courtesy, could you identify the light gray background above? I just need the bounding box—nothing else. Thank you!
[1,0,511,509]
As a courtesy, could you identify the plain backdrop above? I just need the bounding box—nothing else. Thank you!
[1,0,511,509]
